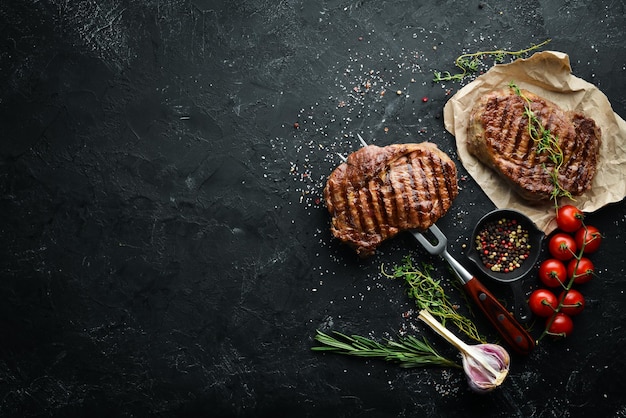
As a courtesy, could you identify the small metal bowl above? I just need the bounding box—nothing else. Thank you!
[466,208,545,322]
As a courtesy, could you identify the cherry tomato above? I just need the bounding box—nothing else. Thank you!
[567,257,595,284]
[574,225,602,254]
[548,233,577,261]
[528,289,558,317]
[556,205,584,232]
[546,313,574,337]
[538,258,567,288]
[559,289,585,316]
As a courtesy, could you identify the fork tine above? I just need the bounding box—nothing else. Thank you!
[427,224,447,246]
[357,133,368,147]
[412,228,446,255]
[412,231,438,255]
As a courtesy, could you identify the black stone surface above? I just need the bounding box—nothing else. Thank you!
[1,1,625,416]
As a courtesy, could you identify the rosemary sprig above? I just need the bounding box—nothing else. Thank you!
[433,39,551,82]
[312,330,460,368]
[509,81,573,206]
[381,256,486,343]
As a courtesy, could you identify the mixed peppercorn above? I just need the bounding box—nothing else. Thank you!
[475,218,531,273]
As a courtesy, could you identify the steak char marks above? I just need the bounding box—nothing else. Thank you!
[467,88,601,202]
[324,143,458,257]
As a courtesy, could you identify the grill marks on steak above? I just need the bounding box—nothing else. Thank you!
[324,143,458,256]
[468,88,601,201]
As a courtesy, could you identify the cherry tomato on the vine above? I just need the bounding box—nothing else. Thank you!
[556,205,584,233]
[574,225,602,254]
[538,258,567,288]
[567,257,595,284]
[546,313,574,337]
[548,233,577,261]
[528,289,558,317]
[559,289,585,316]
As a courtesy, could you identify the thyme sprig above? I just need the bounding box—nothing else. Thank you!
[433,39,551,82]
[381,256,485,343]
[509,81,574,206]
[312,330,459,368]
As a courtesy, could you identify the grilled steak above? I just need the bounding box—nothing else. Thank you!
[467,87,601,202]
[324,143,458,257]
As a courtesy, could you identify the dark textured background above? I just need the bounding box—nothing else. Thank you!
[1,1,625,416]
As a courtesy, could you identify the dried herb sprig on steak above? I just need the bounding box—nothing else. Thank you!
[509,81,574,206]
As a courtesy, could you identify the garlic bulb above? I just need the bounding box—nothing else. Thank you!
[418,309,510,393]
[461,343,510,393]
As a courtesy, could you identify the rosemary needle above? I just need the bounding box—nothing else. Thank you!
[312,330,459,369]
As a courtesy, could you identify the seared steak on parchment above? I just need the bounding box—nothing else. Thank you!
[467,88,601,202]
[324,143,458,257]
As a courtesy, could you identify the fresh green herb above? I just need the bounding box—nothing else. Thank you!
[312,330,459,368]
[381,256,485,343]
[508,81,573,206]
[433,39,551,82]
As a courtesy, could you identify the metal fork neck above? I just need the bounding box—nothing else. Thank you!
[441,250,474,284]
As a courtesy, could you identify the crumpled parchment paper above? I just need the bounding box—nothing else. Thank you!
[444,51,626,234]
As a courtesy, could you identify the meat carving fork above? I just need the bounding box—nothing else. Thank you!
[412,218,535,355]
[349,134,534,355]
